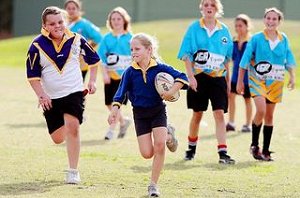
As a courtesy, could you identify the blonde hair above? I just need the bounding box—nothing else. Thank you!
[235,14,253,31]
[264,7,284,21]
[199,0,224,18]
[106,7,131,32]
[41,6,62,24]
[132,33,161,61]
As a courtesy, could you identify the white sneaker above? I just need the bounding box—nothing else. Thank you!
[148,183,160,197]
[118,117,131,138]
[104,130,114,140]
[166,124,178,152]
[65,169,81,184]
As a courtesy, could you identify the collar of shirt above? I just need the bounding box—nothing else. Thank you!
[199,17,222,37]
[263,29,283,41]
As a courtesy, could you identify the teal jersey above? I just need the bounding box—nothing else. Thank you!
[98,32,132,80]
[239,31,296,103]
[68,17,102,45]
[178,18,233,77]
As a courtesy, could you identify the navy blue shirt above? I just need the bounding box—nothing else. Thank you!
[231,39,249,85]
[113,59,189,108]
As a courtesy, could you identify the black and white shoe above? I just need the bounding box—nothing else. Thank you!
[219,153,235,164]
[184,149,195,161]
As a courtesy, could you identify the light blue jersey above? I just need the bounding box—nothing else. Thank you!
[239,30,296,103]
[98,32,132,80]
[178,18,233,77]
[68,17,102,45]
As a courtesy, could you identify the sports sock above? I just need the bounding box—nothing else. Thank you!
[188,136,198,153]
[263,125,273,154]
[218,144,227,156]
[251,122,262,147]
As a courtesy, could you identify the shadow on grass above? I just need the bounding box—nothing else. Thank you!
[203,160,259,171]
[131,160,202,173]
[5,122,45,129]
[0,180,63,196]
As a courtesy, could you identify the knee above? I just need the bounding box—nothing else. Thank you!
[154,141,165,154]
[141,150,154,159]
[50,133,65,144]
[65,121,80,137]
[214,111,225,121]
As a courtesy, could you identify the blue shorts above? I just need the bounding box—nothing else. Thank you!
[132,104,167,136]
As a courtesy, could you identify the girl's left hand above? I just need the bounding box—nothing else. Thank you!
[161,91,174,101]
[287,77,295,90]
[88,80,97,94]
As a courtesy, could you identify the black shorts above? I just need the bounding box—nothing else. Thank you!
[187,73,228,113]
[104,79,128,105]
[43,91,84,134]
[133,104,167,137]
[230,82,251,98]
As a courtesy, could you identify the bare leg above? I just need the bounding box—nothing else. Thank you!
[228,93,236,124]
[189,111,203,138]
[244,97,253,126]
[213,110,226,145]
[64,113,80,169]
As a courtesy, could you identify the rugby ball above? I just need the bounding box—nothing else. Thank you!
[155,72,180,102]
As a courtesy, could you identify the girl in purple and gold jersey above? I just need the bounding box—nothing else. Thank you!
[26,6,99,184]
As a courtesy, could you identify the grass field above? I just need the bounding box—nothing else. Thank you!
[0,19,300,197]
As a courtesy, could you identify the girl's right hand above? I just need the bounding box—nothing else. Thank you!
[188,75,197,92]
[236,80,244,95]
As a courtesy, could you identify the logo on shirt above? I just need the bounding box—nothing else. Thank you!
[106,53,119,65]
[193,49,210,64]
[254,61,272,75]
[221,37,228,44]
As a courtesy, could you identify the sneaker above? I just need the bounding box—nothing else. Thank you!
[65,169,81,184]
[249,145,263,160]
[104,130,114,140]
[184,149,195,160]
[261,151,274,161]
[148,183,160,197]
[166,124,178,152]
[226,123,235,132]
[219,153,235,164]
[241,125,251,133]
[118,117,131,138]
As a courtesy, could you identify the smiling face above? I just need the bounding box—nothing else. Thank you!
[65,2,80,21]
[130,38,151,64]
[43,13,65,40]
[201,0,217,18]
[264,11,280,31]
[110,12,125,31]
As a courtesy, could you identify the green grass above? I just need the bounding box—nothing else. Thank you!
[1,65,300,197]
[1,19,300,197]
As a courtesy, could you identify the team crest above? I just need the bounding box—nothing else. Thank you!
[221,37,228,44]
[193,49,210,64]
[254,61,272,75]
